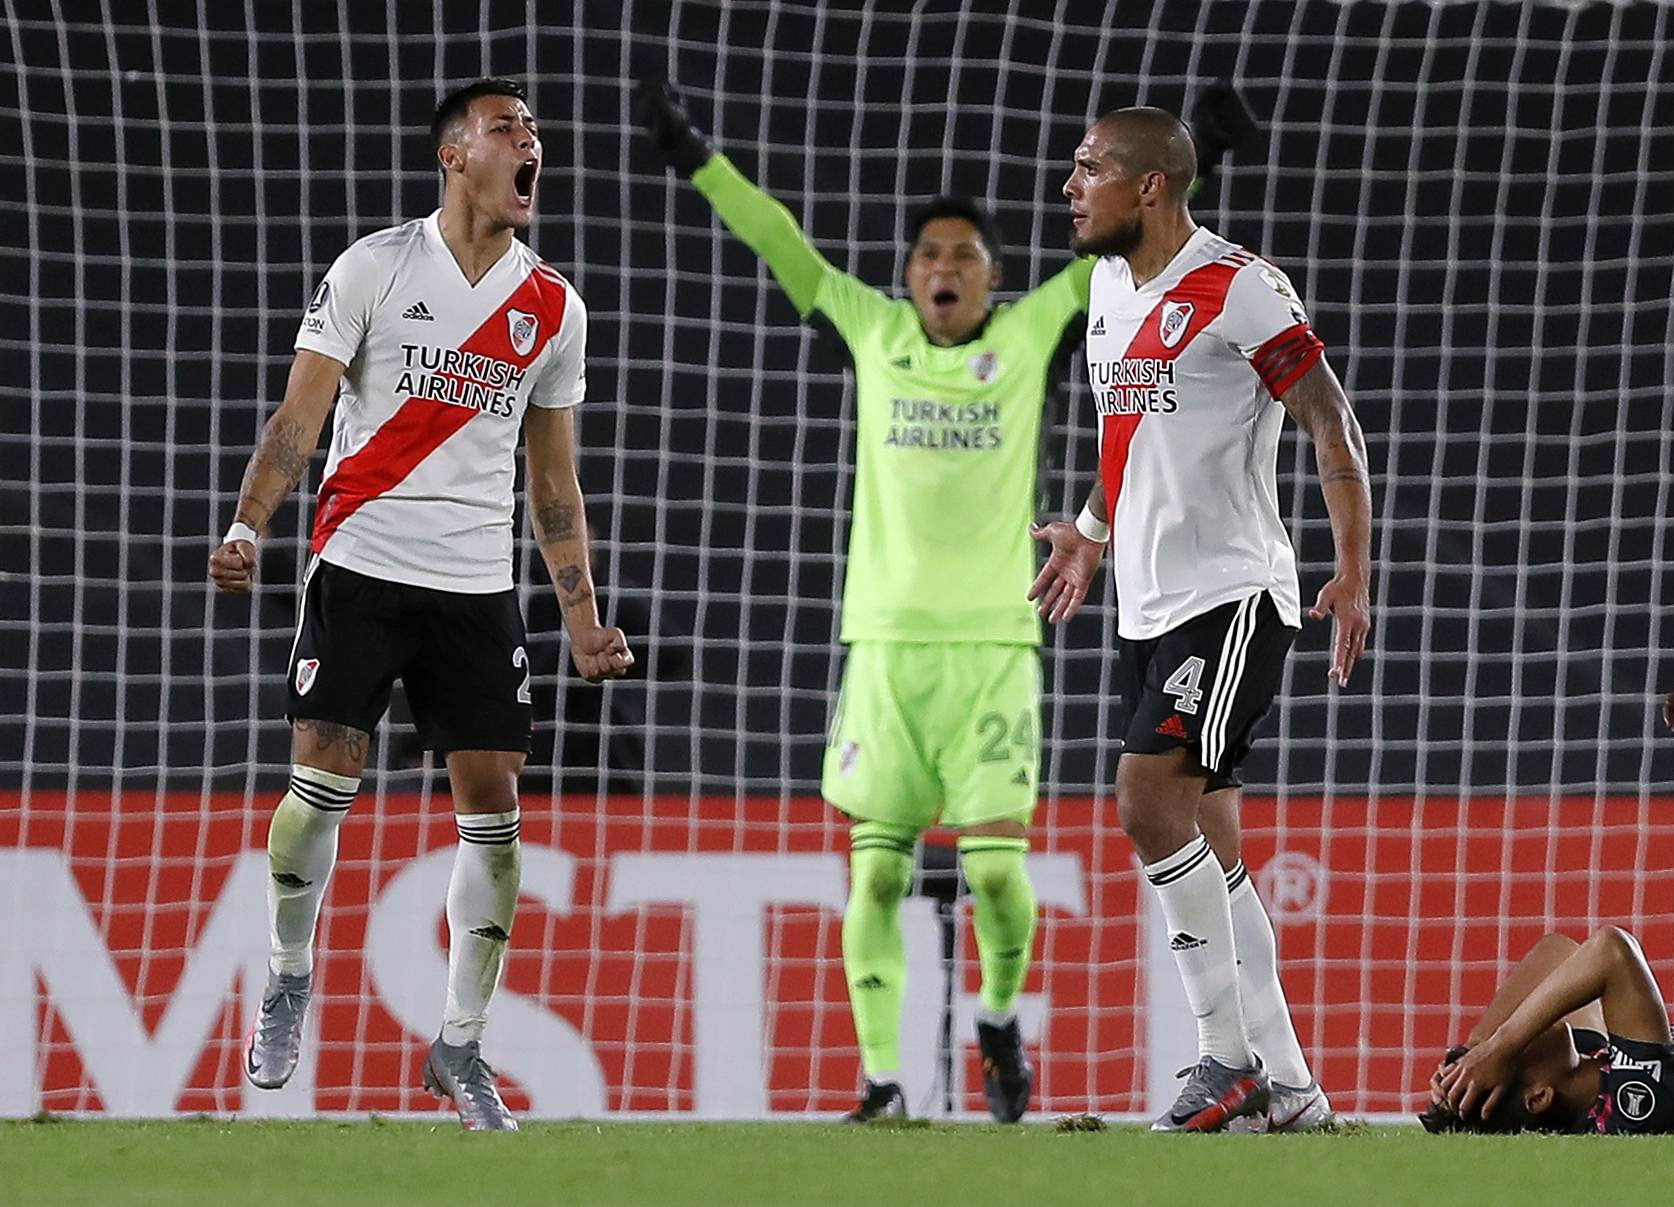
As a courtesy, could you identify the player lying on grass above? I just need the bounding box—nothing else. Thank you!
[210,78,632,1131]
[1031,104,1370,1132]
[1425,926,1674,1134]
[638,79,1096,1123]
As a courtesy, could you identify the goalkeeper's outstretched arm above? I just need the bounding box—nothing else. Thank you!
[635,79,832,317]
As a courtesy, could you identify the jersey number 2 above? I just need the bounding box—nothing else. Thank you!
[1163,656,1206,715]
[513,646,532,704]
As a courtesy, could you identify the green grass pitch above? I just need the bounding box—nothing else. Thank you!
[1,1118,1666,1206]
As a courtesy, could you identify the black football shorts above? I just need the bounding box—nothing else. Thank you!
[1118,591,1297,791]
[285,558,532,753]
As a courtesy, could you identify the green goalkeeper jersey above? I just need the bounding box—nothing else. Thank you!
[693,154,1092,646]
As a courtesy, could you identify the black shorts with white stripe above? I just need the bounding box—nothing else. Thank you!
[1117,591,1298,791]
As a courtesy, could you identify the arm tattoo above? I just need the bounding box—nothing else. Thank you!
[240,415,314,527]
[554,563,594,613]
[534,498,580,545]
[294,718,368,762]
[1283,364,1367,477]
[255,416,312,486]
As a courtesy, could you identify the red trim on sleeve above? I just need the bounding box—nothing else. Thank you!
[1251,322,1324,398]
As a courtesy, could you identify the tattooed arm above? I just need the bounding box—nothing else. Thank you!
[209,349,345,594]
[1280,358,1373,686]
[524,405,634,683]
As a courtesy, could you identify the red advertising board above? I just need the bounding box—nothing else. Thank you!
[2,790,1669,1118]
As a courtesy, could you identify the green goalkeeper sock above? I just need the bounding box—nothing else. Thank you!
[959,835,1037,1017]
[843,821,917,1080]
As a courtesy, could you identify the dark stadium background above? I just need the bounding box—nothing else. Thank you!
[3,0,1670,805]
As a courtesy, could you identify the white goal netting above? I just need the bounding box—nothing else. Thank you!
[2,0,1671,1120]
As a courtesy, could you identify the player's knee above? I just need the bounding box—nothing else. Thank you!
[1593,924,1642,967]
[847,822,916,907]
[1115,755,1198,854]
[957,842,1029,900]
[850,852,912,908]
[1114,788,1162,849]
[446,753,523,814]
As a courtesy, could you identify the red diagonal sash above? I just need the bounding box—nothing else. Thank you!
[1098,259,1239,526]
[311,266,568,554]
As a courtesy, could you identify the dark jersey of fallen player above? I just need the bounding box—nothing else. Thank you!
[1574,1027,1674,1134]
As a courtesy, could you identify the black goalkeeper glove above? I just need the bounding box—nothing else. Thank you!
[1190,81,1258,183]
[635,79,714,178]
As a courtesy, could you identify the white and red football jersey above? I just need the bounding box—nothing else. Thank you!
[293,211,586,593]
[1085,227,1323,640]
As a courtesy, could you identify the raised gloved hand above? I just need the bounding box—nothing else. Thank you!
[1190,82,1258,181]
[635,78,715,177]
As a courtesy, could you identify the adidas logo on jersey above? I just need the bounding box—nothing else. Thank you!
[891,355,912,369]
[402,300,434,321]
[1155,714,1189,739]
[1090,315,1105,335]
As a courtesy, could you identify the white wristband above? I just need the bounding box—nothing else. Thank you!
[1073,504,1110,545]
[222,521,259,547]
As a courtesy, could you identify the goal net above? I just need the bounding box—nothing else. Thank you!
[3,0,1670,1120]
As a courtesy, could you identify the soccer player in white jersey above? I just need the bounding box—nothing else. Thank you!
[1031,108,1373,1132]
[208,79,632,1131]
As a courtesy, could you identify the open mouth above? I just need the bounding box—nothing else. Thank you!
[514,159,537,204]
[932,289,958,307]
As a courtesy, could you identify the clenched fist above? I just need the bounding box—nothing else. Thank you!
[209,539,257,594]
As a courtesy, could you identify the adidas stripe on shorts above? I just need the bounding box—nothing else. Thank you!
[1117,591,1298,792]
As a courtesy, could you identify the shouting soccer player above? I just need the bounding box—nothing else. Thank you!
[638,81,1091,1123]
[1427,926,1674,1134]
[1032,107,1373,1132]
[209,78,632,1131]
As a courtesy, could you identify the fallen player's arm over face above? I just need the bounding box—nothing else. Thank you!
[1427,933,1605,1106]
[524,405,633,683]
[1440,926,1670,1119]
[1280,359,1372,687]
[208,349,344,593]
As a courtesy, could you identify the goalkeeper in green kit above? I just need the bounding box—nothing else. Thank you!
[639,81,1090,1122]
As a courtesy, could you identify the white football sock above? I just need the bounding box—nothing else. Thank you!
[266,764,359,976]
[441,809,522,1047]
[1226,862,1313,1087]
[1144,834,1252,1069]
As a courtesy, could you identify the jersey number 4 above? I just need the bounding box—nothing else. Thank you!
[1163,656,1206,715]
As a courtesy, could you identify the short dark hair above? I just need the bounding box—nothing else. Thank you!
[907,196,1004,265]
[431,78,528,150]
[1415,1046,1582,1135]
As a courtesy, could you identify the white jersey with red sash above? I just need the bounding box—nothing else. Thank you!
[1085,227,1323,641]
[294,211,586,592]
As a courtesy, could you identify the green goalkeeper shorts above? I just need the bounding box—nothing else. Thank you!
[821,641,1041,831]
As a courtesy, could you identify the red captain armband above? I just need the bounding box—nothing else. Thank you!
[1251,323,1325,398]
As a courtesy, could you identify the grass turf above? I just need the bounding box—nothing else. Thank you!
[2,1118,1668,1206]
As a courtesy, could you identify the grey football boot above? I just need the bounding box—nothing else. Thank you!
[1151,1056,1271,1133]
[422,1036,520,1132]
[243,968,312,1089]
[1236,1079,1334,1133]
